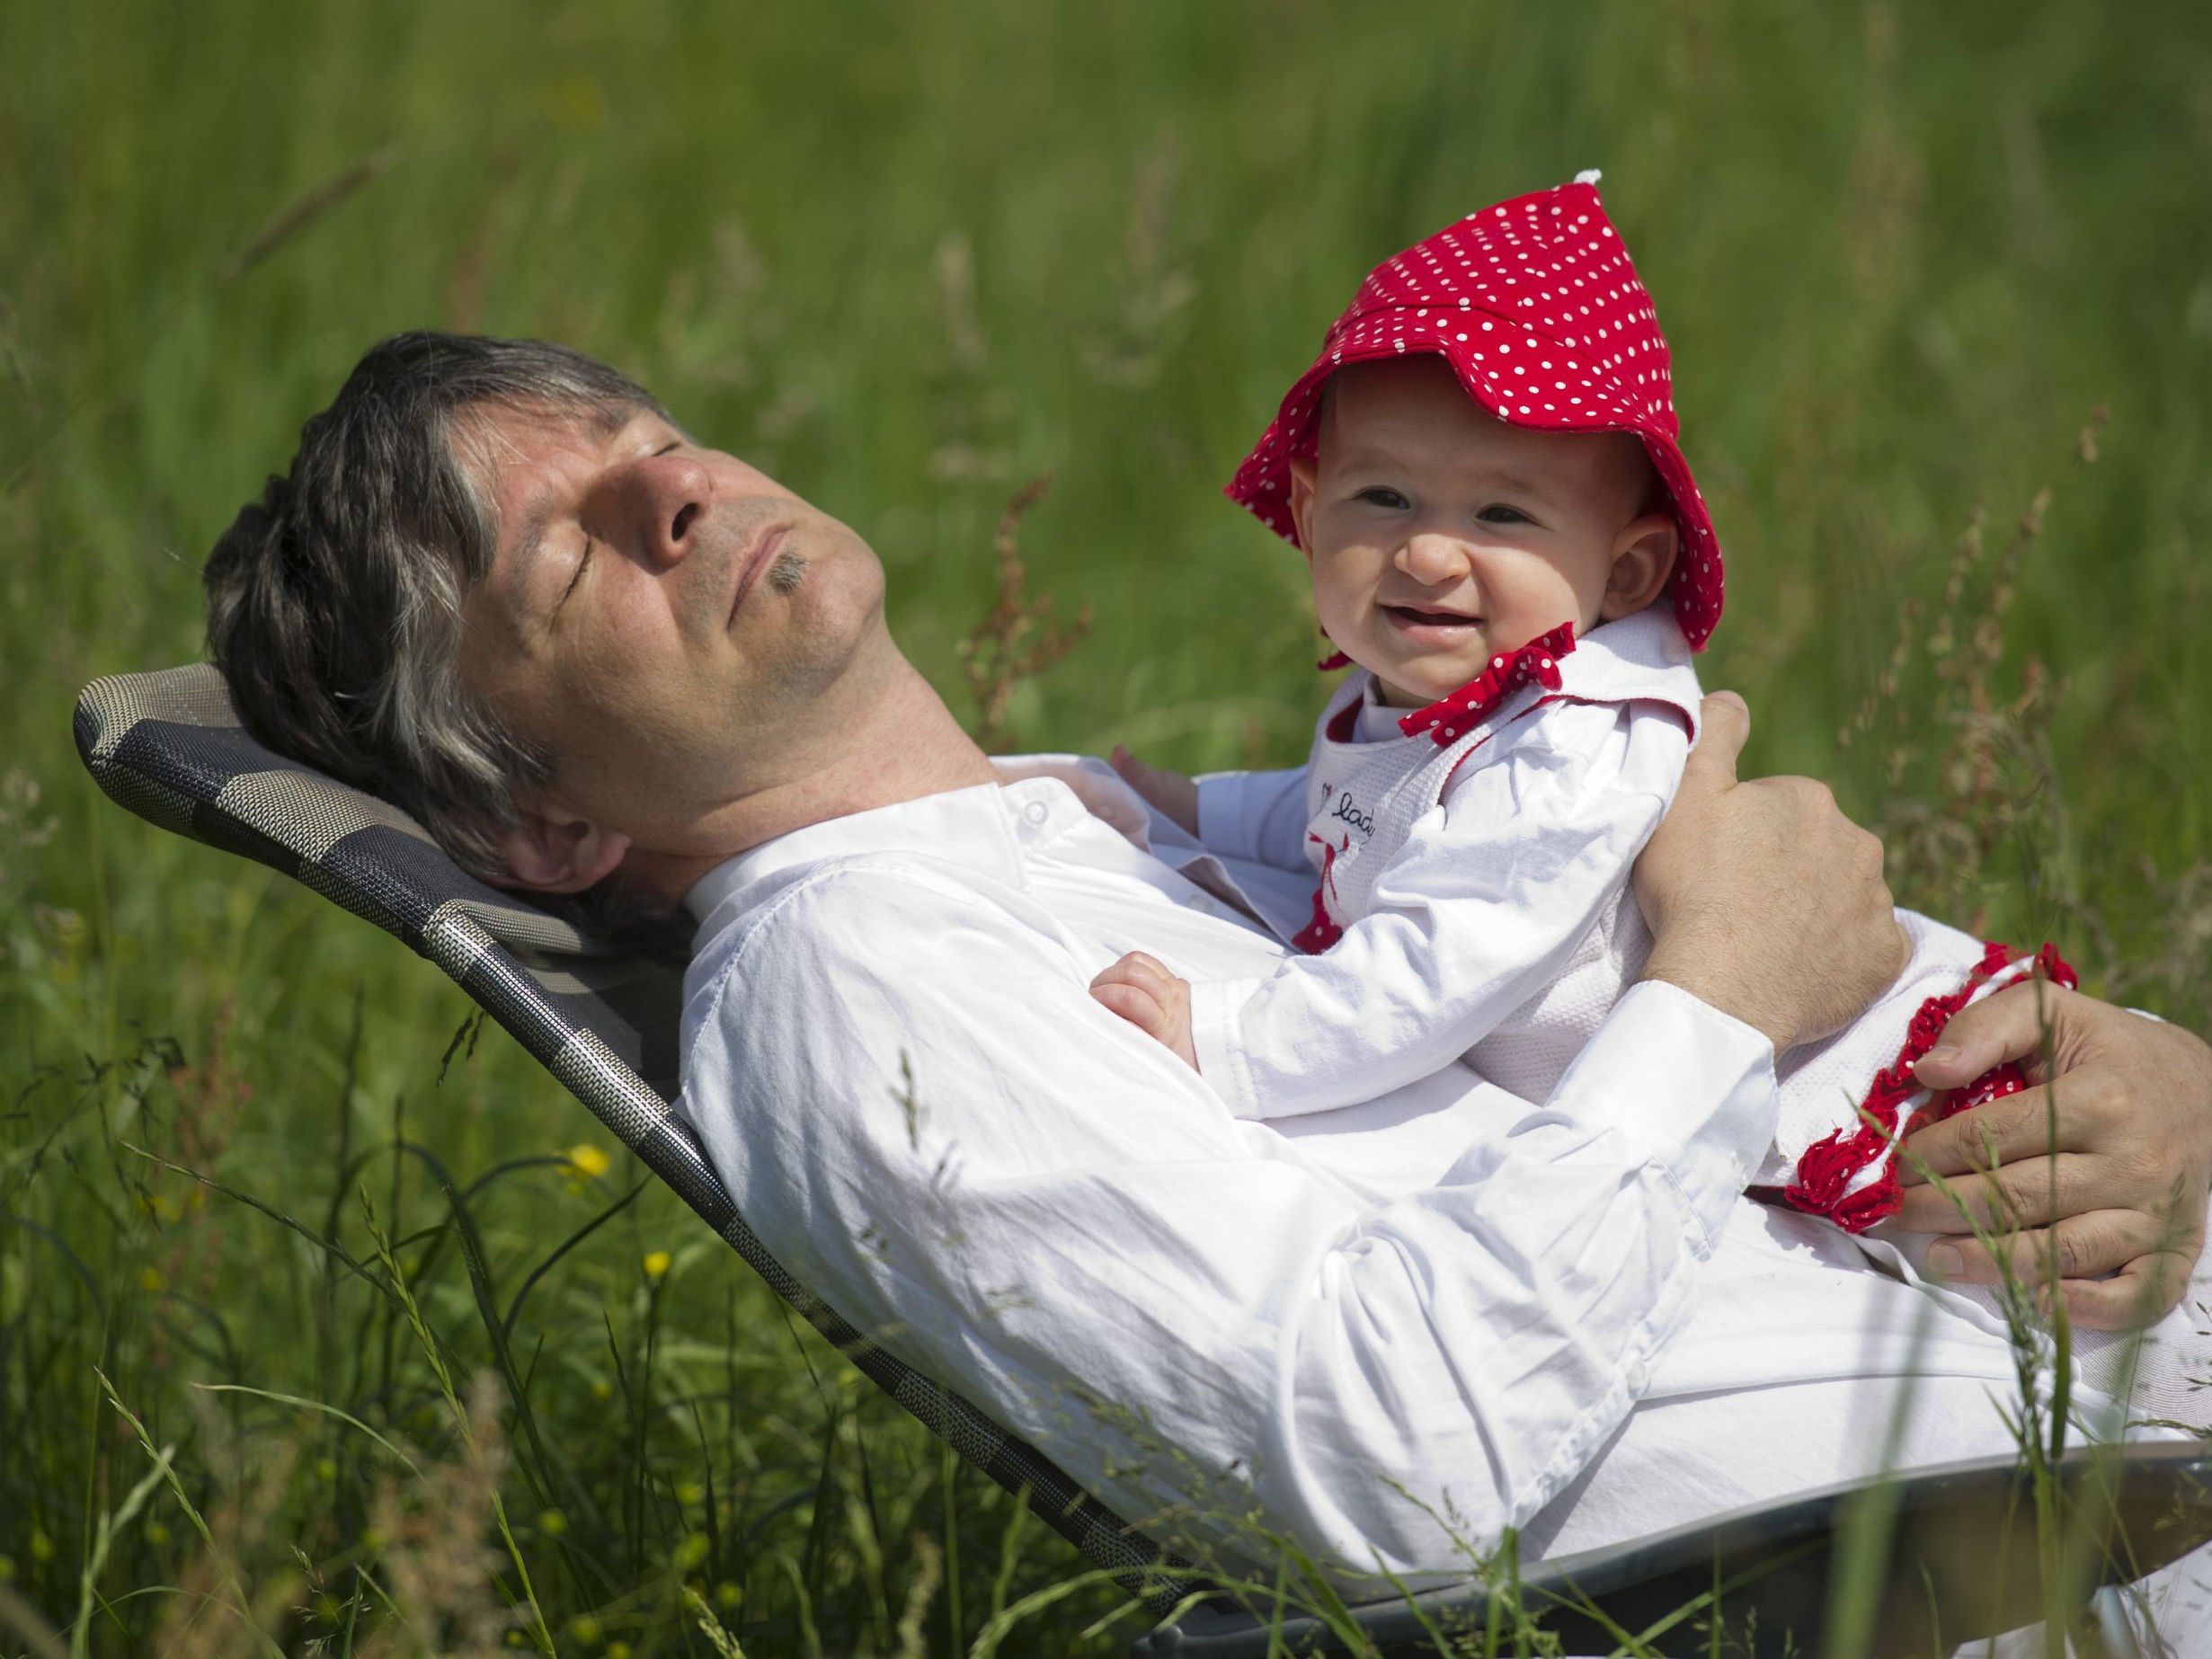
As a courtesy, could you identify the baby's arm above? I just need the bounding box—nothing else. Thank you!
[1193,701,1690,1119]
[1113,746,1314,874]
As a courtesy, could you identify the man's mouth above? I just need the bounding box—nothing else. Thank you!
[727,523,793,625]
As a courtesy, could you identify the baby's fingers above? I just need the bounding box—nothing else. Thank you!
[1090,978,1166,1028]
[1089,952,1173,1027]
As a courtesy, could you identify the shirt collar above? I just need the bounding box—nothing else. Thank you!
[1550,606,1703,740]
[680,756,1165,943]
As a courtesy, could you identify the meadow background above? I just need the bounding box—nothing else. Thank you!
[4,1,2211,1653]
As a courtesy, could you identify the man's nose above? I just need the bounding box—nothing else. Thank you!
[1397,533,1474,587]
[622,454,714,570]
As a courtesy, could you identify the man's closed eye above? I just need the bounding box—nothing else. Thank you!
[557,537,593,610]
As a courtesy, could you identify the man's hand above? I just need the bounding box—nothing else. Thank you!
[1896,982,2212,1328]
[1634,692,1909,1051]
[1089,951,1200,1070]
[1110,746,1199,837]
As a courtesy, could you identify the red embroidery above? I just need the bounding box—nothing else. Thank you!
[1396,623,1579,747]
[1293,833,1348,954]
[1781,943,2079,1232]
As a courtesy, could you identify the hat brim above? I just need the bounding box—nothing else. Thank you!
[1226,322,1723,651]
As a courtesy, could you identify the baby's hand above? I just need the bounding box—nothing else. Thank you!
[1110,745,1199,836]
[1088,951,1199,1070]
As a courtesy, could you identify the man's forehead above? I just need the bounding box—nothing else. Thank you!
[463,401,650,529]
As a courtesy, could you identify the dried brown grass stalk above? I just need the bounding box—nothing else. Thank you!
[955,475,1093,752]
[219,148,400,284]
[357,1374,520,1659]
[1842,408,2108,932]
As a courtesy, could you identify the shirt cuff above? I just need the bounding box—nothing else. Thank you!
[1188,975,1267,1118]
[1546,980,1781,1246]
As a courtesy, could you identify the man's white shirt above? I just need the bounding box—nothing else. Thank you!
[679,762,2101,1584]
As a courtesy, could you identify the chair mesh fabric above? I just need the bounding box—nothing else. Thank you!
[76,663,1200,1618]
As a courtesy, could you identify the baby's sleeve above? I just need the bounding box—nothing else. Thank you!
[1187,700,1691,1120]
[1194,765,1313,874]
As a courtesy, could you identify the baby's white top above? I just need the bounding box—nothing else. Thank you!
[1188,607,1701,1119]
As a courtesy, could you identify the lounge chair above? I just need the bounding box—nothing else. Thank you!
[76,663,2212,1656]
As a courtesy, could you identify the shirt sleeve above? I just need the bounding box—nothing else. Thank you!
[680,857,1777,1584]
[1195,766,1313,873]
[1188,700,1691,1120]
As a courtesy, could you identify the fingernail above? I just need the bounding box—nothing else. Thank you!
[1918,1043,1960,1071]
[1712,690,1747,714]
[1926,1243,1963,1280]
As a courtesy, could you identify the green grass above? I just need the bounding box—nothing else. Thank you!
[4,0,2211,1652]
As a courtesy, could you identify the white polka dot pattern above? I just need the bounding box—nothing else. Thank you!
[1225,176,1726,651]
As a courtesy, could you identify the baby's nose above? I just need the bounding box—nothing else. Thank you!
[1399,534,1473,586]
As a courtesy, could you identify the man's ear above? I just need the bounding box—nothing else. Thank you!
[486,803,633,894]
[1599,512,1681,622]
[1287,456,1319,555]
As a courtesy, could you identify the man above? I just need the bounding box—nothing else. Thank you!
[207,333,2212,1585]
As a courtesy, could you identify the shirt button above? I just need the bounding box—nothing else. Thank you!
[1022,800,1049,826]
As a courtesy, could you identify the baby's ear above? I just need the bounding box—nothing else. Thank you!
[1600,512,1680,621]
[1287,457,1319,554]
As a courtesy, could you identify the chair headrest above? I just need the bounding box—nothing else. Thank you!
[74,663,684,1100]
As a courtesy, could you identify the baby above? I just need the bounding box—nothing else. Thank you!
[1090,174,2066,1232]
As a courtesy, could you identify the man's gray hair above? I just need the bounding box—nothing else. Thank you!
[204,332,668,887]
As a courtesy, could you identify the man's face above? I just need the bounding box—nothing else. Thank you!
[457,400,893,871]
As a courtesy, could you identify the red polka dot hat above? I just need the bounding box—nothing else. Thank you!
[1226,172,1724,651]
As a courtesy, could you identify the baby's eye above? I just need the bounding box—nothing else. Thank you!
[1355,486,1411,510]
[1476,503,1532,526]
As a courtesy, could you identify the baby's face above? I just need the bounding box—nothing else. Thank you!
[1289,356,1675,708]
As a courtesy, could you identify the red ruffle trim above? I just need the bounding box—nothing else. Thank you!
[1781,942,2078,1233]
[1396,622,1578,747]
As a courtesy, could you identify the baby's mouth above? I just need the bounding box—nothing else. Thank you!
[1382,604,1480,631]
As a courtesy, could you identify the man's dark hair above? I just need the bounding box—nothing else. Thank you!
[204,332,668,884]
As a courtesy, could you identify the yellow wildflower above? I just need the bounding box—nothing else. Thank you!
[564,1143,610,1180]
[643,1250,671,1282]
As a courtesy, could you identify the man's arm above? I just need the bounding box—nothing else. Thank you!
[1641,693,2212,1327]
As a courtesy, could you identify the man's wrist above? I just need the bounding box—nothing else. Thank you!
[1638,940,1789,1053]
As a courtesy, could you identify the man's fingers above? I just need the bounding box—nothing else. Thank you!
[2060,1253,2193,1332]
[1909,980,2066,1092]
[1922,1209,2170,1287]
[1897,1078,2097,1184]
[1681,691,1749,789]
[1892,1154,2106,1234]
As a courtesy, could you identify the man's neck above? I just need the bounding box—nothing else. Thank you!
[624,659,999,906]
